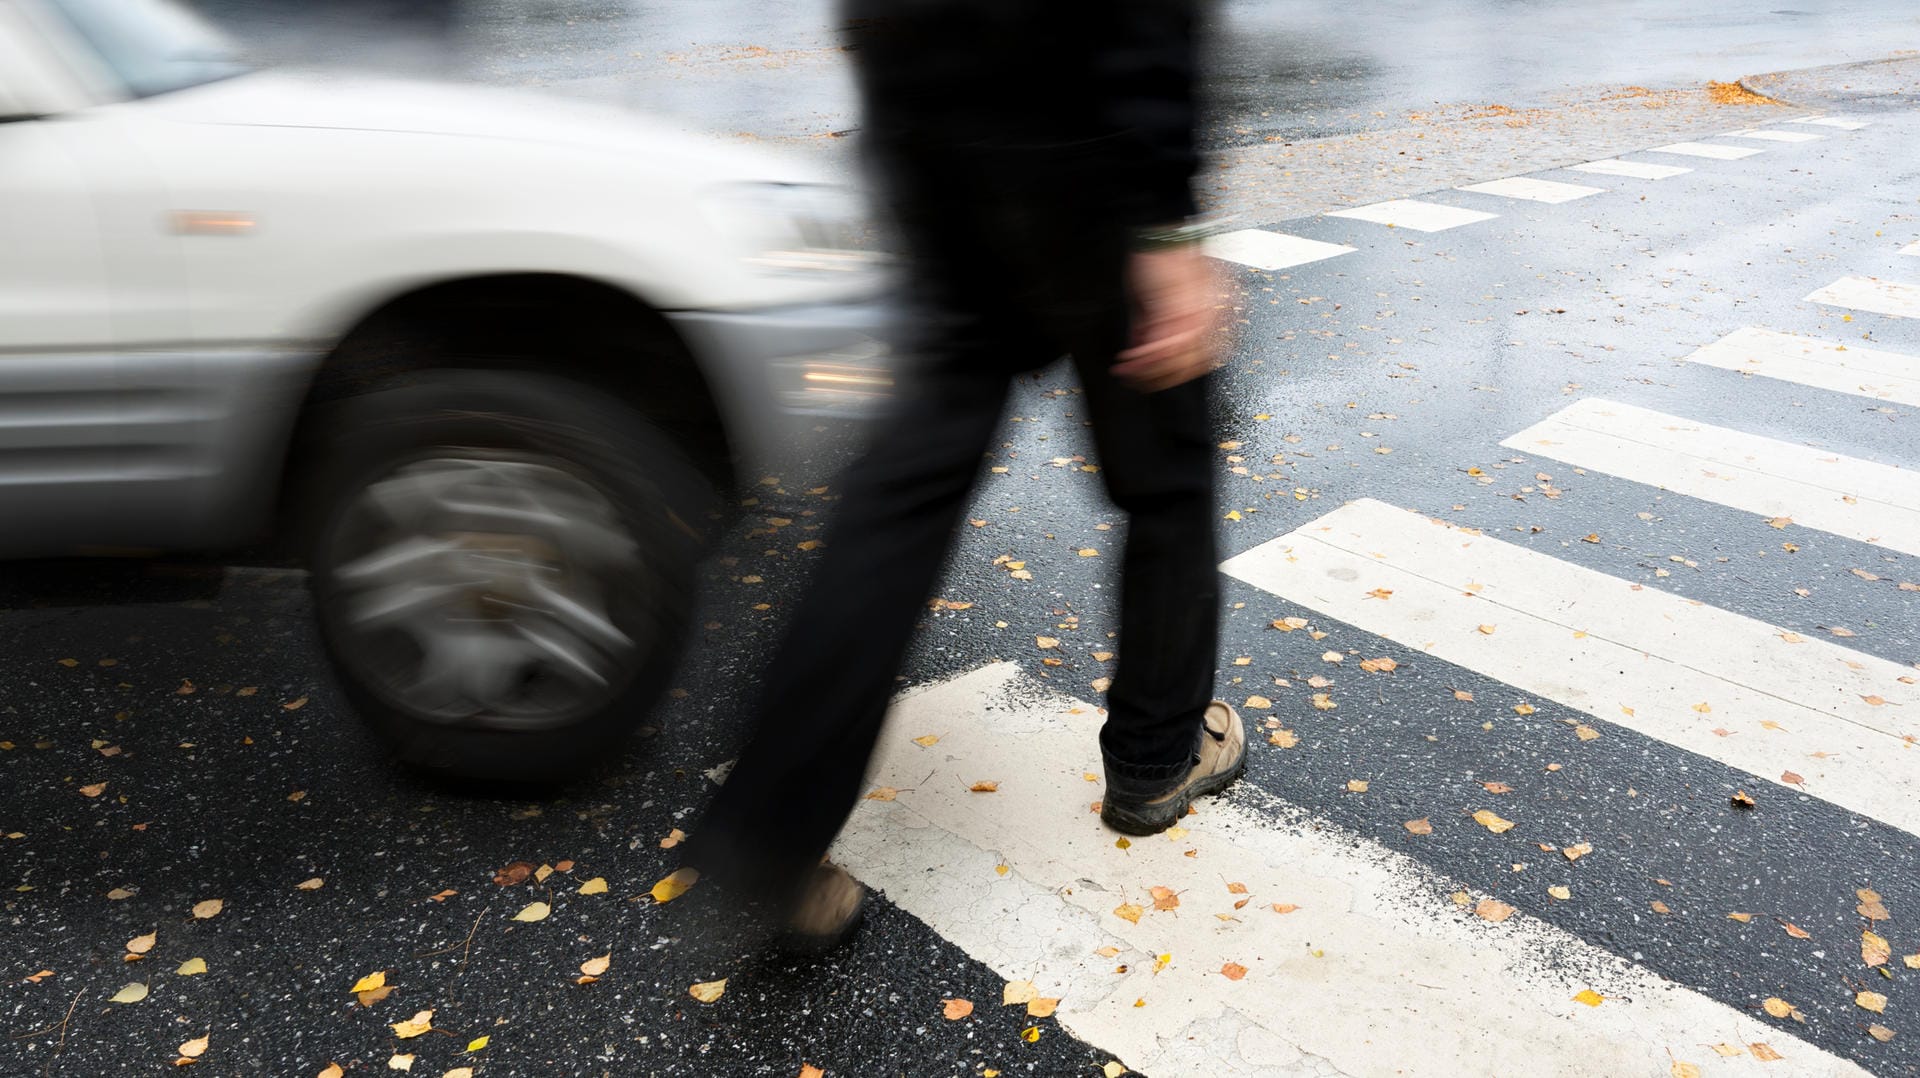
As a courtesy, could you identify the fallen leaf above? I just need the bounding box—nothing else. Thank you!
[428,889,457,902]
[1864,929,1892,966]
[1709,1043,1743,1057]
[1830,626,1857,637]
[1728,912,1753,923]
[1750,1043,1783,1062]
[1781,771,1805,787]
[466,1035,489,1052]
[1404,818,1433,835]
[110,982,148,1004]
[191,899,223,920]
[650,867,699,903]
[943,998,974,1020]
[446,1070,476,1078]
[1476,624,1497,636]
[1781,920,1810,940]
[688,979,727,1003]
[1345,779,1369,793]
[969,781,999,793]
[1513,703,1536,716]
[1650,900,1671,914]
[1869,1025,1896,1043]
[864,787,898,801]
[176,957,207,976]
[1268,728,1299,748]
[1859,991,1888,1014]
[1454,689,1475,702]
[534,864,554,883]
[1548,885,1571,901]
[911,734,940,748]
[1763,997,1800,1019]
[107,887,134,900]
[1220,962,1248,981]
[1035,636,1060,650]
[1027,997,1060,1018]
[179,1035,209,1059]
[1111,902,1143,925]
[1481,781,1513,794]
[494,861,535,886]
[1091,677,1113,692]
[1244,694,1272,709]
[1473,809,1515,834]
[350,971,387,994]
[1572,989,1603,1007]
[1149,886,1180,911]
[1311,693,1337,710]
[1858,888,1890,921]
[357,985,393,1007]
[1670,1062,1700,1078]
[1574,724,1601,741]
[1731,790,1756,808]
[800,1067,825,1078]
[387,1054,412,1072]
[512,901,551,923]
[1021,1026,1041,1043]
[1002,980,1039,1006]
[1104,1064,1127,1078]
[580,954,611,977]
[391,1009,434,1038]
[319,1066,344,1078]
[1474,898,1515,923]
[1562,842,1593,861]
[1359,657,1399,673]
[127,931,157,955]
[79,782,107,798]
[1862,694,1887,706]
[1905,953,1920,969]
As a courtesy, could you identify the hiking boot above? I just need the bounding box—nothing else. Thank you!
[778,861,867,953]
[1100,701,1247,836]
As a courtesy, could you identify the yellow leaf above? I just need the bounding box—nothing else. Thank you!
[1474,898,1515,923]
[1513,703,1536,716]
[179,1035,209,1059]
[1549,885,1571,901]
[1709,1043,1744,1057]
[1244,695,1272,709]
[911,734,940,747]
[1727,912,1752,923]
[319,1065,345,1078]
[1002,980,1039,1006]
[801,1067,826,1078]
[1078,548,1099,557]
[350,971,387,994]
[969,780,999,793]
[943,997,974,1020]
[1691,702,1712,714]
[1859,991,1888,1014]
[176,957,208,976]
[1268,728,1299,748]
[1021,1025,1042,1043]
[1270,903,1299,914]
[1311,693,1337,710]
[688,979,727,1003]
[296,877,324,891]
[1477,624,1497,635]
[580,954,611,977]
[1035,636,1060,649]
[1404,818,1433,835]
[110,982,148,1004]
[1865,929,1892,966]
[1112,903,1143,924]
[1562,842,1593,861]
[79,782,107,798]
[1762,997,1795,1018]
[127,931,157,955]
[1574,724,1601,741]
[1091,677,1113,692]
[386,1054,413,1072]
[578,877,609,895]
[1905,953,1920,969]
[1473,809,1515,834]
[447,1070,477,1078]
[1345,779,1369,793]
[390,1009,434,1038]
[1572,989,1603,1007]
[650,867,700,903]
[191,899,223,920]
[1104,1064,1127,1078]
[465,1036,489,1052]
[1027,997,1060,1018]
[1671,1062,1701,1078]
[1750,1043,1783,1062]
[512,901,552,923]
[865,787,899,801]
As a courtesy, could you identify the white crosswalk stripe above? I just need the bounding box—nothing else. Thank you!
[1723,129,1824,142]
[1681,326,1920,406]
[1568,158,1691,179]
[1455,177,1605,203]
[1220,498,1920,834]
[1325,199,1498,232]
[1648,141,1764,160]
[1902,240,1920,256]
[1807,275,1920,319]
[1205,229,1357,270]
[1501,397,1920,556]
[834,662,1871,1078]
[1789,116,1872,130]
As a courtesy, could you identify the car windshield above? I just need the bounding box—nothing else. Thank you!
[44,0,249,98]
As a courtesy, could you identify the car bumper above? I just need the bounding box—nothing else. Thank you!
[666,296,899,463]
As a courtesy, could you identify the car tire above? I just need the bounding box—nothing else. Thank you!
[305,370,717,783]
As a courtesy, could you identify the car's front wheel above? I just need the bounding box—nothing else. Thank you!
[306,370,716,783]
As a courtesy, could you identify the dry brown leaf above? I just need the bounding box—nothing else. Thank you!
[911,734,940,747]
[1150,886,1180,911]
[1781,920,1810,940]
[1762,997,1795,1019]
[319,1065,345,1078]
[1513,703,1536,716]
[1404,818,1433,835]
[1473,809,1515,834]
[356,985,394,1007]
[191,899,223,920]
[799,1066,825,1078]
[1359,657,1399,674]
[1035,636,1060,650]
[493,862,535,886]
[1345,779,1369,793]
[688,979,727,1003]
[110,982,148,1004]
[864,787,899,801]
[1869,1025,1896,1043]
[428,889,457,903]
[1548,886,1571,901]
[1562,842,1593,861]
[1859,991,1888,1014]
[282,696,308,711]
[386,1054,412,1072]
[1731,790,1757,808]
[127,931,157,955]
[1220,962,1248,981]
[1310,693,1336,710]
[1727,912,1753,923]
[1477,624,1497,635]
[1858,888,1890,921]
[943,998,974,1020]
[1002,980,1039,1006]
[969,781,999,793]
[1268,728,1299,748]
[1750,1043,1784,1062]
[580,954,611,977]
[178,1035,209,1059]
[1453,689,1475,702]
[1474,898,1515,923]
[1709,1043,1744,1057]
[1650,900,1671,914]
[295,877,324,891]
[1574,724,1601,741]
[1864,929,1892,967]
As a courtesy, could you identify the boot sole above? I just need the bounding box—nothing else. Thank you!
[775,893,868,956]
[1100,746,1248,836]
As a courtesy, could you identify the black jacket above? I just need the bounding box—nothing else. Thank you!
[844,0,1201,226]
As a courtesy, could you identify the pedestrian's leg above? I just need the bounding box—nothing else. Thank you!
[687,332,1027,905]
[1073,360,1220,782]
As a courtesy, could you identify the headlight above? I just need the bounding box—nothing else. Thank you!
[704,182,887,276]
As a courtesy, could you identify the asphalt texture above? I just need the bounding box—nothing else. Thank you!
[9,5,1920,1078]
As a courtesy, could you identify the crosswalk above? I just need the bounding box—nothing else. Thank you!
[830,114,1917,1077]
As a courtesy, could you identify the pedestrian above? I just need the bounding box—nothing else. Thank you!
[685,0,1241,950]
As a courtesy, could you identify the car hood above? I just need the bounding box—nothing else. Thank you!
[136,70,826,184]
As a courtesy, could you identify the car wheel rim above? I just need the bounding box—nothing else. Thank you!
[323,452,647,730]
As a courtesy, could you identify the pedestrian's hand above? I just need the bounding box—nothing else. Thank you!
[1111,243,1225,393]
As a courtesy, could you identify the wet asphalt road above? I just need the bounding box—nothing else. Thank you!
[9,5,1920,1077]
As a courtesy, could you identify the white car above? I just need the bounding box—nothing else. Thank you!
[0,0,893,780]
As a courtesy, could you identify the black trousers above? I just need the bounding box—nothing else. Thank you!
[688,146,1219,900]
